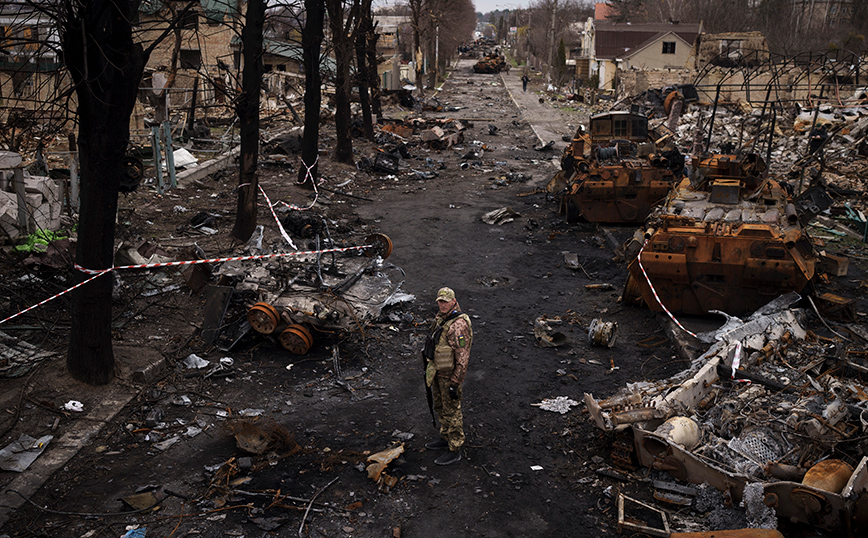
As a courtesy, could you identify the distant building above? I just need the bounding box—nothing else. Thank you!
[571,17,702,90]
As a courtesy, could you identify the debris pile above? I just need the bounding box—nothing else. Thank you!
[586,294,868,534]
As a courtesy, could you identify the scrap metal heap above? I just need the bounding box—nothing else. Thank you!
[208,231,406,355]
[585,294,868,534]
[621,151,830,315]
[547,110,684,223]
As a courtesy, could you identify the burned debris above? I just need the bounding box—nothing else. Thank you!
[585,294,868,535]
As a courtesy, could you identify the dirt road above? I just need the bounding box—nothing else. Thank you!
[3,59,842,537]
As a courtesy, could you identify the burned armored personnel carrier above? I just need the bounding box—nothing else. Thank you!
[621,152,829,315]
[473,52,506,74]
[548,110,683,223]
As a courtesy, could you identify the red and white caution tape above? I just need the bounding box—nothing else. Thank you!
[0,270,106,326]
[635,240,698,339]
[0,244,371,326]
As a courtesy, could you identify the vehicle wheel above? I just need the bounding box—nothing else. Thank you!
[280,324,314,354]
[365,233,393,259]
[248,302,280,334]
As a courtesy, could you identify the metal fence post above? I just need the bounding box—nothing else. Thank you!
[162,121,176,189]
[151,125,164,195]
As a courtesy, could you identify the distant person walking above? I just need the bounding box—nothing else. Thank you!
[521,74,530,92]
[423,287,472,466]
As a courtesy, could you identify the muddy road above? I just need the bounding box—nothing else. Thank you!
[2,60,860,537]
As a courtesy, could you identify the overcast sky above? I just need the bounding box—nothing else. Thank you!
[473,0,527,15]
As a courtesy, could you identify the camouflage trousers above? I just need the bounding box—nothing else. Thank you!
[431,376,464,451]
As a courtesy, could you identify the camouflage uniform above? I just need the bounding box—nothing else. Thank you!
[429,312,472,452]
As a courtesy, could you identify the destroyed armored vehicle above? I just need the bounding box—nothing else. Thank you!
[621,151,830,316]
[585,295,868,536]
[547,110,683,223]
[241,233,405,355]
[473,52,506,74]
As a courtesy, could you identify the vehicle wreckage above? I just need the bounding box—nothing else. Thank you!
[620,150,831,316]
[547,109,684,223]
[473,52,507,74]
[200,228,407,355]
[584,293,868,535]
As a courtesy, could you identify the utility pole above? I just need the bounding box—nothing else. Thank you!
[525,9,530,68]
[547,0,557,84]
[435,23,439,88]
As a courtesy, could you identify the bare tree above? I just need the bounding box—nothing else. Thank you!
[298,0,325,187]
[231,0,266,242]
[354,0,376,140]
[59,0,192,384]
[325,0,360,164]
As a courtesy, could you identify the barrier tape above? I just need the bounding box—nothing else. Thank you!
[280,156,321,212]
[636,240,698,339]
[258,184,297,249]
[0,244,372,326]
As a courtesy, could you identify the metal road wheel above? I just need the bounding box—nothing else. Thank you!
[248,302,280,334]
[364,233,393,259]
[280,324,314,354]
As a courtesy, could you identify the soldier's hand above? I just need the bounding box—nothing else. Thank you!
[448,384,459,400]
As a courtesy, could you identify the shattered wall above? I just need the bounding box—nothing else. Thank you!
[695,32,770,68]
[618,69,695,99]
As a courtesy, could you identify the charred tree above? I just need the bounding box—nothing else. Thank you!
[409,0,425,96]
[60,0,150,384]
[366,21,382,119]
[325,0,360,164]
[353,0,374,140]
[298,0,325,188]
[231,0,266,241]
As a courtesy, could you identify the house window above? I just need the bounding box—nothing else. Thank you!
[662,42,675,54]
[180,49,201,69]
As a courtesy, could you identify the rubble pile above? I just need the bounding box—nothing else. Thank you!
[586,294,868,533]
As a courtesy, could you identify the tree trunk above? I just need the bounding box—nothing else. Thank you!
[298,0,325,188]
[354,0,374,140]
[366,25,382,119]
[326,0,357,164]
[231,0,265,241]
[62,0,148,385]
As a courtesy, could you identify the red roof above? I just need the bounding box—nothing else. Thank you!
[595,21,701,60]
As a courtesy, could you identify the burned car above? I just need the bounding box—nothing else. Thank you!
[547,110,684,223]
[621,152,830,316]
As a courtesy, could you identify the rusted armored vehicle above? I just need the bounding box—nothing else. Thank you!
[548,110,683,223]
[621,152,829,315]
[473,52,506,74]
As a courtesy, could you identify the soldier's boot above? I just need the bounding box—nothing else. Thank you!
[425,438,449,450]
[435,451,461,466]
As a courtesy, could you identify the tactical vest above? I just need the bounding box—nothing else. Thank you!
[433,313,472,372]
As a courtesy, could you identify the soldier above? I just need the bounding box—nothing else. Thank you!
[423,287,472,465]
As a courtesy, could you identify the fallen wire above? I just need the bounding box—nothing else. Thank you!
[299,477,339,538]
[0,362,44,439]
[3,489,162,516]
[807,295,851,342]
